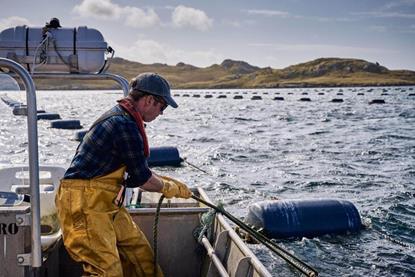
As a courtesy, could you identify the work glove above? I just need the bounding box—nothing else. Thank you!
[160,176,192,199]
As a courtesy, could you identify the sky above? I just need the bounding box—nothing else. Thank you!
[1,0,415,70]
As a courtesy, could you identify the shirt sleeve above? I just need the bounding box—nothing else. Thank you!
[111,117,152,187]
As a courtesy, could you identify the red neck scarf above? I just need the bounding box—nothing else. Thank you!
[117,98,150,157]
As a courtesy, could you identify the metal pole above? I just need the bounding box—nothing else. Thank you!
[31,72,130,96]
[0,58,42,267]
[31,72,132,204]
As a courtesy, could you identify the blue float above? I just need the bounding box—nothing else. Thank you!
[73,130,88,141]
[12,105,27,115]
[37,113,61,120]
[1,96,22,107]
[245,199,362,239]
[148,146,183,167]
[70,132,182,167]
[369,99,385,104]
[50,119,82,129]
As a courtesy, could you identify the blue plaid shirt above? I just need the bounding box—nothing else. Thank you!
[64,105,152,187]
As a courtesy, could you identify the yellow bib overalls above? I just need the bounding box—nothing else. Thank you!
[55,166,163,276]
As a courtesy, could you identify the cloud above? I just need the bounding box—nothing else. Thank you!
[244,9,291,17]
[379,0,415,11]
[73,1,213,30]
[73,0,123,20]
[222,19,241,28]
[124,7,160,28]
[115,39,167,64]
[367,25,388,32]
[244,9,355,22]
[109,38,222,67]
[0,16,31,30]
[352,11,415,19]
[351,1,415,21]
[172,5,213,31]
[399,24,415,33]
[73,0,160,28]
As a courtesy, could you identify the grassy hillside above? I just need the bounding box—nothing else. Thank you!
[31,57,415,90]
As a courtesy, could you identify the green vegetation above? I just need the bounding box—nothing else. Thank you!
[34,57,415,90]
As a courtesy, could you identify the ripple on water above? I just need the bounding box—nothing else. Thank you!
[1,88,414,276]
[399,109,415,118]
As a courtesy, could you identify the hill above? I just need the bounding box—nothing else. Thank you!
[32,57,415,90]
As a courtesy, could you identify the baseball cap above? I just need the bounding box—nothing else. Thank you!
[130,72,178,108]
[47,18,62,28]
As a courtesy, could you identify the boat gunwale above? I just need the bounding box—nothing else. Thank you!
[129,207,210,214]
[198,188,273,277]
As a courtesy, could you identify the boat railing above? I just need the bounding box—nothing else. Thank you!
[0,57,130,271]
[0,57,42,268]
[198,188,272,277]
[30,72,130,96]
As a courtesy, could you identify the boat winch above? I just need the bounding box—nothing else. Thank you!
[245,198,363,239]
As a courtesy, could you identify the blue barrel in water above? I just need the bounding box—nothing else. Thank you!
[148,146,182,167]
[245,199,362,239]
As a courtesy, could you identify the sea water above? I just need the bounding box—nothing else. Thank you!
[0,86,414,276]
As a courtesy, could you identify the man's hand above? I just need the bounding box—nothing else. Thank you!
[160,176,192,199]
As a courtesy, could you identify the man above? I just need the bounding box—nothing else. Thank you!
[55,72,192,276]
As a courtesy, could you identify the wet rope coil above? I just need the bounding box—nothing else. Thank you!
[193,204,219,242]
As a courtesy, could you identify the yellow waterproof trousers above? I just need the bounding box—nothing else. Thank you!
[55,167,163,277]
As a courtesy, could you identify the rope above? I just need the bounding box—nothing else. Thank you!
[183,159,210,175]
[192,195,319,277]
[52,38,77,72]
[372,228,415,250]
[153,195,165,277]
[193,204,218,242]
[98,46,115,74]
[183,158,279,201]
[31,34,50,74]
[52,39,69,66]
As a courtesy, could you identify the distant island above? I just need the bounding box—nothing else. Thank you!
[31,57,415,90]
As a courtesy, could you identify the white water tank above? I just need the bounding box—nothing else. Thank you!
[0,25,109,73]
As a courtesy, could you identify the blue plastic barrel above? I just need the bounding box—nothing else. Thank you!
[245,199,362,239]
[148,146,182,167]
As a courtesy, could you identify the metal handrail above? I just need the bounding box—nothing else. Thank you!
[31,72,130,96]
[0,61,130,270]
[30,72,131,203]
[0,57,42,268]
[197,188,273,277]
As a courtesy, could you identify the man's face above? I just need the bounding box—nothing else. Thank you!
[142,95,167,122]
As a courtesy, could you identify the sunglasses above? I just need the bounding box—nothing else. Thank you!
[151,95,168,112]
